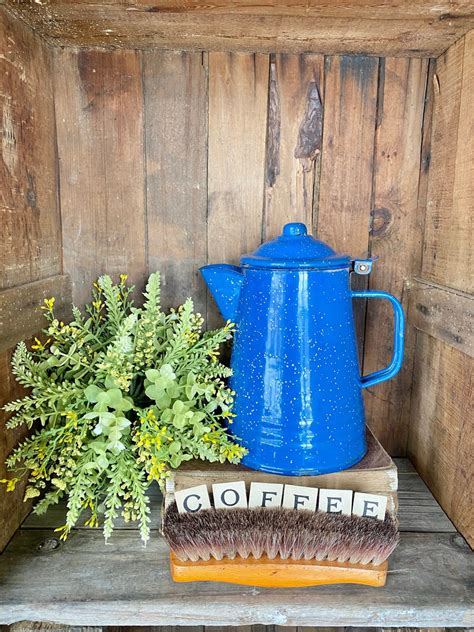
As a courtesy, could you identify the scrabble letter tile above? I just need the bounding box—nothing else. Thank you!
[212,481,248,509]
[282,484,318,511]
[318,489,353,515]
[248,482,283,508]
[352,492,387,520]
[175,484,211,514]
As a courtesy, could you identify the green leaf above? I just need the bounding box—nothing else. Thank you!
[191,411,206,423]
[155,393,171,409]
[85,384,102,403]
[172,414,187,430]
[172,400,186,414]
[160,364,176,380]
[168,441,181,454]
[170,454,181,468]
[97,454,109,469]
[161,409,172,423]
[145,384,162,401]
[145,369,160,382]
[105,375,117,389]
[106,388,123,408]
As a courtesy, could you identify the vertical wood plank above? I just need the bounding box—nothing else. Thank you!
[318,56,378,257]
[408,333,473,547]
[0,8,60,552]
[263,54,324,240]
[363,58,429,454]
[422,33,473,294]
[0,8,61,290]
[317,55,379,354]
[207,52,269,326]
[144,51,208,314]
[54,49,146,307]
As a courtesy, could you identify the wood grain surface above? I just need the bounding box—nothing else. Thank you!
[4,0,474,56]
[0,8,61,552]
[363,58,428,454]
[317,55,379,358]
[0,463,466,628]
[0,276,72,354]
[0,528,471,626]
[407,31,474,549]
[0,9,61,291]
[408,334,473,547]
[408,278,473,358]
[144,51,208,314]
[54,48,147,306]
[263,54,324,240]
[422,33,474,294]
[207,52,269,326]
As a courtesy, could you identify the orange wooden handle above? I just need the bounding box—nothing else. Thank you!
[170,552,388,588]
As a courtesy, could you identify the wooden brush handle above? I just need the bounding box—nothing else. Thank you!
[170,552,388,588]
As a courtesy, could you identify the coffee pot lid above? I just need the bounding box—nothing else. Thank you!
[240,222,351,270]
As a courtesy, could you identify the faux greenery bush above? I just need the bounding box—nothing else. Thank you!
[1,273,246,543]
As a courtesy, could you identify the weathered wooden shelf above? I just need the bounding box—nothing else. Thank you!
[0,459,472,628]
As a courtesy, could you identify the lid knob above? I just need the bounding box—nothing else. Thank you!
[282,222,307,237]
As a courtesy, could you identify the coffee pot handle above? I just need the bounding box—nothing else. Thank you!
[351,290,405,389]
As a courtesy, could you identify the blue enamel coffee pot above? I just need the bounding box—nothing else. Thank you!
[200,223,404,475]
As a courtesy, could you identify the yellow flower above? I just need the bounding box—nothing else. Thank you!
[0,478,19,492]
[41,297,55,312]
[31,337,44,350]
[120,274,128,283]
[54,524,69,541]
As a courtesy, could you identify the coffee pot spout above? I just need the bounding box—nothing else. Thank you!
[200,264,244,323]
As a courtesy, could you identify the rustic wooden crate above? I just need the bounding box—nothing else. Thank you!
[0,2,472,627]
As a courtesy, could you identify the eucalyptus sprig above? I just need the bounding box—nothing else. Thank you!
[1,273,246,543]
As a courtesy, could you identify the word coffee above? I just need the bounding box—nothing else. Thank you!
[174,481,388,521]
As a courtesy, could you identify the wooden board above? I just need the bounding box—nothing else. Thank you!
[4,1,474,56]
[0,8,62,553]
[167,428,398,496]
[0,8,61,291]
[409,31,473,549]
[363,58,428,455]
[317,55,378,357]
[0,530,471,627]
[207,52,269,326]
[53,48,147,307]
[408,333,473,547]
[0,276,72,354]
[144,51,208,315]
[263,54,323,240]
[408,278,474,358]
[421,32,474,294]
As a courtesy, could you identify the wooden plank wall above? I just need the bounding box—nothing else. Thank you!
[0,8,66,551]
[407,31,474,547]
[54,49,430,456]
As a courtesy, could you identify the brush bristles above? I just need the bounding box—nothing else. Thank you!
[163,503,399,566]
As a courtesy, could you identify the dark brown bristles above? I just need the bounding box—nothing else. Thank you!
[163,503,399,567]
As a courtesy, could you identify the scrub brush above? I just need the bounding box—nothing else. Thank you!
[163,503,399,587]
